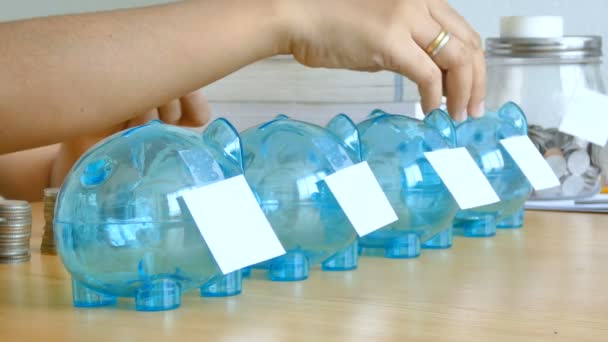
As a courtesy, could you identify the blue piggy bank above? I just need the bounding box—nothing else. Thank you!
[453,102,533,237]
[343,109,458,258]
[241,115,359,281]
[54,119,245,311]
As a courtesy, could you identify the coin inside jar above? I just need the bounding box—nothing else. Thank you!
[562,175,586,197]
[543,148,567,178]
[567,149,591,176]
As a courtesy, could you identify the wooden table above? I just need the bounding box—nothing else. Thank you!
[1,203,607,341]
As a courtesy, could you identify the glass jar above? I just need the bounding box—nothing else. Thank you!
[486,35,606,200]
[591,142,608,192]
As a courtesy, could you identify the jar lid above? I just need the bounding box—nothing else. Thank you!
[487,16,602,59]
[486,36,602,59]
[500,16,564,38]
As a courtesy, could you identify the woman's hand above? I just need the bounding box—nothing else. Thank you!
[279,0,485,120]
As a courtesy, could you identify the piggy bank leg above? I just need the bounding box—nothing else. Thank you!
[453,216,496,237]
[200,270,243,297]
[385,233,420,258]
[72,279,117,308]
[497,207,525,229]
[422,226,453,249]
[241,267,252,278]
[268,251,309,281]
[134,278,181,311]
[322,240,358,271]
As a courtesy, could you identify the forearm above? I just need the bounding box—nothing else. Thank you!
[0,0,288,154]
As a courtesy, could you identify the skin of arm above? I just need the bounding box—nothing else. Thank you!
[0,0,288,155]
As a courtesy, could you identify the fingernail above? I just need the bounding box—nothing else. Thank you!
[471,100,485,118]
[455,109,466,122]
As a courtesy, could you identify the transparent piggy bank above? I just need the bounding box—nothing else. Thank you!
[54,119,245,311]
[453,102,533,237]
[241,115,359,281]
[349,109,459,258]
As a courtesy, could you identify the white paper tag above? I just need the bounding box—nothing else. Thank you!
[560,88,608,146]
[181,175,285,274]
[323,162,398,237]
[424,148,500,210]
[500,136,561,190]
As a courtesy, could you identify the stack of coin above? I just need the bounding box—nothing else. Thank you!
[41,188,59,255]
[529,125,602,198]
[0,200,32,264]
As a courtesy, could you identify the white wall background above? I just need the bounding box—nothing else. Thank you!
[2,0,608,127]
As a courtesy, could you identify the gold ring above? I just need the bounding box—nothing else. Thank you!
[425,29,451,58]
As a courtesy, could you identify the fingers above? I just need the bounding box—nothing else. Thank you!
[179,89,212,127]
[384,40,443,114]
[469,50,486,117]
[429,0,485,117]
[127,109,159,128]
[411,20,473,120]
[444,58,472,122]
[127,88,211,130]
[158,100,182,125]
[429,0,482,49]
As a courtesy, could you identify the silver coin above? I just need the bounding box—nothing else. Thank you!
[0,200,31,209]
[567,149,591,176]
[0,214,31,219]
[0,231,31,236]
[0,222,32,227]
[562,175,586,197]
[0,234,31,241]
[0,212,31,218]
[0,232,31,240]
[0,255,31,264]
[0,250,30,258]
[0,216,32,222]
[0,207,31,212]
[44,188,60,196]
[545,155,568,178]
[0,223,32,230]
[0,242,31,248]
[0,250,30,257]
[584,165,602,178]
[0,216,32,221]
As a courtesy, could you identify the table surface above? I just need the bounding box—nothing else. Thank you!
[1,203,607,342]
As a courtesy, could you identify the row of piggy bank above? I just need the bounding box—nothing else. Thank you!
[54,102,532,311]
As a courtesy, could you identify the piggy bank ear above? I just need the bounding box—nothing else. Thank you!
[424,108,456,145]
[327,114,362,162]
[202,118,244,171]
[368,108,389,118]
[498,101,528,135]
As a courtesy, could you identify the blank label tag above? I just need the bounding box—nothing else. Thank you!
[323,162,398,237]
[560,88,608,146]
[500,136,561,190]
[181,175,285,274]
[424,148,500,210]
